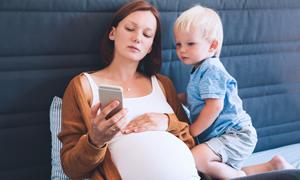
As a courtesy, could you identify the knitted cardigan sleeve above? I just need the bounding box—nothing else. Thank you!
[58,74,108,179]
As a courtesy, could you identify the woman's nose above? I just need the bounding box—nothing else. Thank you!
[132,32,142,43]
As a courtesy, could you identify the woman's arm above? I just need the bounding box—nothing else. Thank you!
[156,74,195,149]
[58,75,107,179]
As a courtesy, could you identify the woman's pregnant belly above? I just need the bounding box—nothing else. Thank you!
[108,131,200,180]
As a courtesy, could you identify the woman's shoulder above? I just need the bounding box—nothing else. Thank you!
[155,74,172,85]
[66,72,93,105]
[155,74,176,96]
[65,73,84,89]
[67,72,90,88]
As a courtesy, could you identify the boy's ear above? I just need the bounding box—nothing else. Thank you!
[209,40,218,52]
[109,27,116,40]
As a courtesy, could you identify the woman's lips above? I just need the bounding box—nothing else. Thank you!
[128,46,140,52]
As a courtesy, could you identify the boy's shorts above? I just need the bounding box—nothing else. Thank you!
[205,123,257,169]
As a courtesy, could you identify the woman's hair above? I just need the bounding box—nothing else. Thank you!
[101,0,162,76]
[174,5,223,57]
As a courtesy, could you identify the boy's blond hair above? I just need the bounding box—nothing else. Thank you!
[174,5,223,57]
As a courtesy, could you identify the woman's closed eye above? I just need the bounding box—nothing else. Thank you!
[143,33,152,38]
[125,26,135,32]
[125,26,153,38]
[143,32,153,38]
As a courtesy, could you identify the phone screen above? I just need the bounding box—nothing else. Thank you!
[98,85,123,119]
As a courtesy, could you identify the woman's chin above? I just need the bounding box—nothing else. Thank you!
[119,52,144,62]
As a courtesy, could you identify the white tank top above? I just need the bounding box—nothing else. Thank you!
[84,73,199,180]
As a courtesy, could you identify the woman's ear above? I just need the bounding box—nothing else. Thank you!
[109,27,116,40]
[209,40,218,52]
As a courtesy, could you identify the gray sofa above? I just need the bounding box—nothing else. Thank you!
[0,0,300,179]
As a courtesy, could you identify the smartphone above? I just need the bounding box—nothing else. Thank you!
[98,84,123,119]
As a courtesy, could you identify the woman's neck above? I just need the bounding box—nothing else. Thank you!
[105,59,140,82]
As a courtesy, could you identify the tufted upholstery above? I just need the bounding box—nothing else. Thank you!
[0,0,300,179]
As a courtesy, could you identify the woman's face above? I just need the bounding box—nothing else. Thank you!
[109,10,157,63]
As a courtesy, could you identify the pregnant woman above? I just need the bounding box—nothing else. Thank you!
[58,0,200,179]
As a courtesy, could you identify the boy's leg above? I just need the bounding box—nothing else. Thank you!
[242,155,295,175]
[192,124,257,179]
[192,143,246,179]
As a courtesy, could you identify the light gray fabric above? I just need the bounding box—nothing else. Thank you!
[205,124,257,169]
[244,143,300,169]
[49,96,69,180]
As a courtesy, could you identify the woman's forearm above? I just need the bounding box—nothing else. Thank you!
[60,134,107,178]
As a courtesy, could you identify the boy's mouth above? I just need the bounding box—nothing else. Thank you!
[181,56,189,60]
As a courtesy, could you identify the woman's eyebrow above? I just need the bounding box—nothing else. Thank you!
[127,21,137,26]
[128,20,155,31]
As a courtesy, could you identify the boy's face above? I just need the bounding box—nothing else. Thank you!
[174,28,213,65]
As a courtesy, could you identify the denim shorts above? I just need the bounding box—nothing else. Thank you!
[205,123,258,169]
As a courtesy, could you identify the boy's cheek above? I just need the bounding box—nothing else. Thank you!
[175,51,181,59]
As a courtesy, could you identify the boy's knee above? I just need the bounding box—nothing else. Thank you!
[192,144,220,170]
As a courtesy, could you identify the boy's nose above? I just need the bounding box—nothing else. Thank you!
[179,46,186,53]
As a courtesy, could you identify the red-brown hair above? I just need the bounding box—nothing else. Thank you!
[100,0,162,76]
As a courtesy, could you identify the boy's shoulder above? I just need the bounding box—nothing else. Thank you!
[203,57,222,66]
[197,57,234,80]
[199,57,224,72]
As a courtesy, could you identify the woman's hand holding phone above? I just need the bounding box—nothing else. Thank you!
[88,100,127,148]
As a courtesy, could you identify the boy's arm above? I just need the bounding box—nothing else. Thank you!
[190,98,223,137]
[177,92,187,105]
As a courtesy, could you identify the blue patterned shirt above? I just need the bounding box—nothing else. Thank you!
[187,57,251,143]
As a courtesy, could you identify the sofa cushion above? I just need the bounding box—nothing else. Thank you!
[1,0,300,179]
[49,97,69,180]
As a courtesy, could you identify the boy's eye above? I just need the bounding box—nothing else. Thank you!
[175,43,181,47]
[187,42,195,46]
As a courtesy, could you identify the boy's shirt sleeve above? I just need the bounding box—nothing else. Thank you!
[199,66,227,99]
